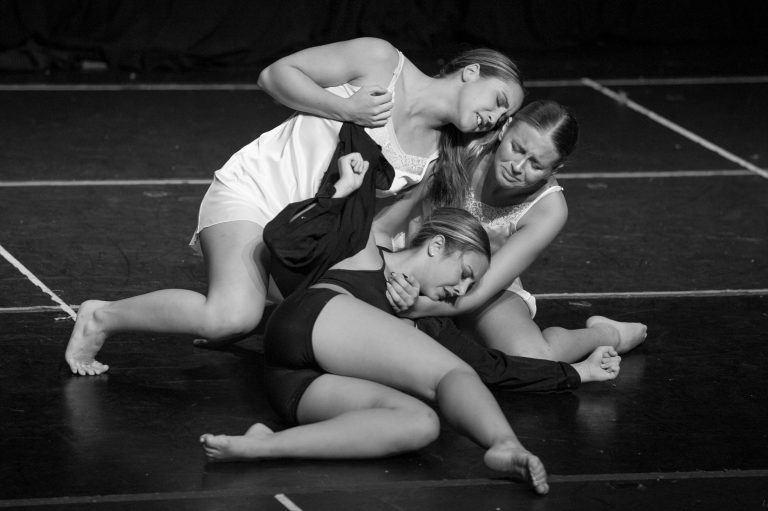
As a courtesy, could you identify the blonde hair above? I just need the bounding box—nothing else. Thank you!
[428,48,525,208]
[512,100,578,166]
[410,207,491,260]
[438,48,523,86]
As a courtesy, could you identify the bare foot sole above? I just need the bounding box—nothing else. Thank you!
[200,423,274,462]
[65,300,111,376]
[484,443,549,495]
[586,315,647,354]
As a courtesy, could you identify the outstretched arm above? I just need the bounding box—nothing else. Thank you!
[408,191,568,318]
[416,317,621,390]
[415,317,580,392]
[257,37,395,127]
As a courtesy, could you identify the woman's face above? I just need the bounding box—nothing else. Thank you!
[492,121,561,189]
[419,243,490,302]
[456,67,524,133]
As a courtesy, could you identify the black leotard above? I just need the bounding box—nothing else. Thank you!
[264,249,579,425]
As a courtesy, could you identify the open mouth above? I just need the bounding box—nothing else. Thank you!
[475,113,490,131]
[440,290,458,304]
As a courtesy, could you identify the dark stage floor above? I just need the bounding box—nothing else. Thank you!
[1,43,767,510]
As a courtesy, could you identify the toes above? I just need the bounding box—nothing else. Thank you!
[71,361,109,376]
[92,361,109,375]
[528,457,549,495]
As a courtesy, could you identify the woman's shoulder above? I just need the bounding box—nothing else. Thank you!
[523,181,567,227]
[530,177,565,204]
[331,232,385,271]
[344,37,399,66]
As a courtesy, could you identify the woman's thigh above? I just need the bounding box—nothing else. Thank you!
[297,373,432,424]
[469,290,553,359]
[312,295,473,400]
[199,220,271,314]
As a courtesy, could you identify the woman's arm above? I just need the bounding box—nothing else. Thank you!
[415,317,580,391]
[371,172,432,248]
[257,37,395,127]
[409,191,568,317]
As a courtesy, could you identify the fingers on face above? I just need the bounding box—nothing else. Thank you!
[389,272,412,286]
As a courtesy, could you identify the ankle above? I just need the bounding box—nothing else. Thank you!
[89,304,111,333]
[489,437,523,452]
[591,324,620,348]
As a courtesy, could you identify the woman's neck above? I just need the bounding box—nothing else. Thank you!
[381,248,416,277]
[400,65,462,129]
[391,72,450,155]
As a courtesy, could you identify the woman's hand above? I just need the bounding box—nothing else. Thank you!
[386,272,420,314]
[572,346,621,383]
[333,152,369,197]
[344,86,393,128]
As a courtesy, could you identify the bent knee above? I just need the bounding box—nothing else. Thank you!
[398,407,440,451]
[197,306,263,341]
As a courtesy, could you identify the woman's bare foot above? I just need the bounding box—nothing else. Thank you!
[484,441,549,495]
[200,423,275,462]
[573,346,621,383]
[586,316,647,354]
[65,300,110,376]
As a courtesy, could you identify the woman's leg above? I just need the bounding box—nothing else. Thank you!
[65,221,270,375]
[200,374,439,460]
[468,291,645,363]
[312,295,549,494]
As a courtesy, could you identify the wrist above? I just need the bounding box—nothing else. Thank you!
[316,181,337,199]
[332,180,356,198]
[571,361,588,383]
[336,97,352,122]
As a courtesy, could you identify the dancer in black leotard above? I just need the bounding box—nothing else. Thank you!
[200,196,620,495]
[264,242,614,425]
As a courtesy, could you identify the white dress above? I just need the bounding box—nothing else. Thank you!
[191,50,438,250]
[464,185,564,318]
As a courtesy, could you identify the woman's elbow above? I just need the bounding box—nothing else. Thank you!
[256,66,273,91]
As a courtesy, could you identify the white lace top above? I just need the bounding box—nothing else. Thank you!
[464,185,564,251]
[367,53,438,195]
[201,50,437,232]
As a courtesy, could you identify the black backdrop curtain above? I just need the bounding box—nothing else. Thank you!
[1,0,765,72]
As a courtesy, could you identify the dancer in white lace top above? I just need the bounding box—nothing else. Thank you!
[64,37,525,375]
[405,101,647,363]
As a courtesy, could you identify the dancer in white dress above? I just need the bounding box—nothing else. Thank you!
[64,37,525,375]
[402,101,647,363]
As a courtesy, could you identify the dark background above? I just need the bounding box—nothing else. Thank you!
[2,0,767,79]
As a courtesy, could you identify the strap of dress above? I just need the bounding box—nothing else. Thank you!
[513,185,564,229]
[388,51,405,98]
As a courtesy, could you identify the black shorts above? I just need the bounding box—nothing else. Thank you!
[264,287,341,425]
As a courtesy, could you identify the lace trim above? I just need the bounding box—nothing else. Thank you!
[464,186,563,230]
[377,137,435,190]
[367,50,437,191]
